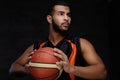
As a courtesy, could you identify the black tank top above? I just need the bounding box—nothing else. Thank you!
[33,36,87,80]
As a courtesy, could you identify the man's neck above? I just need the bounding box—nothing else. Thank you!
[49,31,65,46]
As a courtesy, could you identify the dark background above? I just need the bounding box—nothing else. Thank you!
[0,0,116,80]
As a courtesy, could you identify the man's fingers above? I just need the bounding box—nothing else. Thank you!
[54,48,68,61]
[29,49,37,56]
[56,61,67,66]
[54,53,63,60]
[30,51,34,55]
[25,64,30,68]
[53,48,65,56]
[28,56,32,59]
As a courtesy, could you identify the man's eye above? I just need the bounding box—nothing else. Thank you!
[58,13,62,15]
[67,14,71,17]
[58,12,64,15]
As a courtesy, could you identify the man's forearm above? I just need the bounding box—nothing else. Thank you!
[70,64,107,79]
[9,63,28,77]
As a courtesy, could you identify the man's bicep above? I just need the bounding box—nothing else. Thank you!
[80,38,103,65]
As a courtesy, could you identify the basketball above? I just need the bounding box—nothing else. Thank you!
[28,47,63,80]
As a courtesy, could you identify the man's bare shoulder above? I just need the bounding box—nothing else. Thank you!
[79,37,95,52]
[79,38,92,46]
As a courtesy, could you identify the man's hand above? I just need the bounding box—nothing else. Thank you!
[24,49,37,73]
[53,48,74,73]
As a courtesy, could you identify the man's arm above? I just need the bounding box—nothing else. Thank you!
[54,38,107,80]
[70,38,107,79]
[9,44,34,76]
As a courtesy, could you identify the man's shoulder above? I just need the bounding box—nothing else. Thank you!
[66,35,80,45]
[66,34,90,45]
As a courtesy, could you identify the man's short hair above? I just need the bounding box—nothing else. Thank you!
[46,0,72,15]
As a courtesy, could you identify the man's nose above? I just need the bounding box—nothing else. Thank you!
[64,15,69,20]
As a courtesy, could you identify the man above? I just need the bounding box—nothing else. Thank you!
[9,0,107,80]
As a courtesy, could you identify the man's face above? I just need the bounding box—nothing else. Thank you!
[51,5,71,33]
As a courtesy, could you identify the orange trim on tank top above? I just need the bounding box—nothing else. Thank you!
[39,41,47,48]
[67,40,77,80]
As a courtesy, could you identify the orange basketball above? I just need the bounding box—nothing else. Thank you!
[28,47,63,80]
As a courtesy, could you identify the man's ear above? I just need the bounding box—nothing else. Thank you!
[47,15,52,24]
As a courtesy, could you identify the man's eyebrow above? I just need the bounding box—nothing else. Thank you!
[57,11,70,14]
[57,11,64,13]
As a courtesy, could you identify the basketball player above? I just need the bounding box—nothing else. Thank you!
[9,0,108,80]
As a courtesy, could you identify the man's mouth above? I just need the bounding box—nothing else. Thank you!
[62,22,69,27]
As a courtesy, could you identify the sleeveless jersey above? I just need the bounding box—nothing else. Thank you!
[33,36,87,80]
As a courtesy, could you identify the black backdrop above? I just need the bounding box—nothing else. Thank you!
[0,0,115,80]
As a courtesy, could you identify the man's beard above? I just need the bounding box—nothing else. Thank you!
[52,20,70,36]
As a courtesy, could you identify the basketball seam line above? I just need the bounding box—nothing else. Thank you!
[29,61,62,70]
